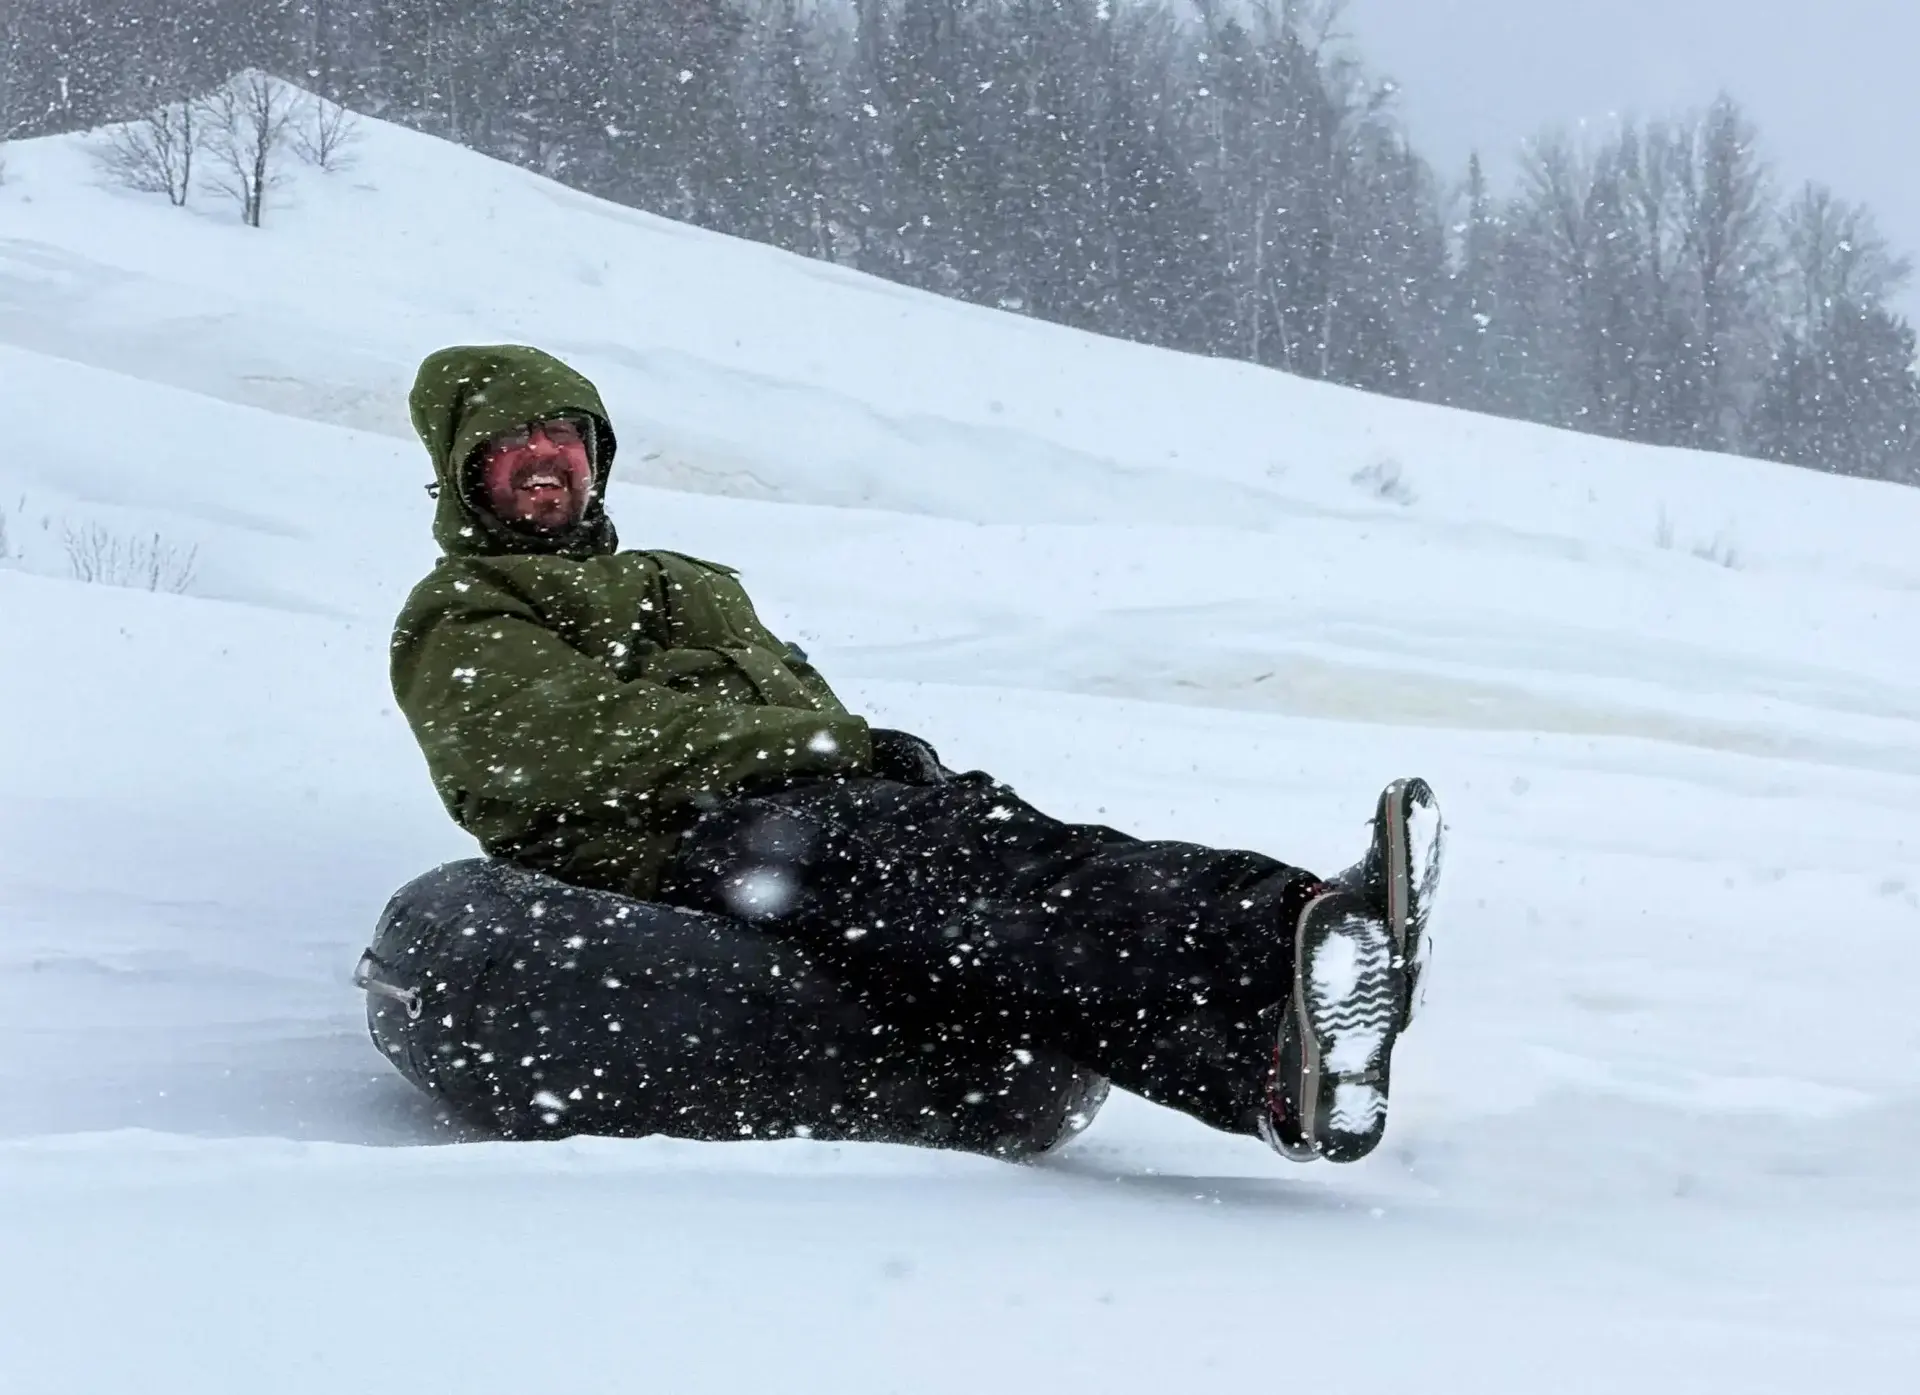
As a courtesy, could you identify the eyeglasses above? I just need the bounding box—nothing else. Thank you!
[491,416,589,452]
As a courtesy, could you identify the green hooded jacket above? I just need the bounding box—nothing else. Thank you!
[391,345,873,897]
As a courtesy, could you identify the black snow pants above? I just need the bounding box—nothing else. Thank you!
[657,771,1321,1135]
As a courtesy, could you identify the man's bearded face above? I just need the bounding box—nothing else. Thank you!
[478,418,594,533]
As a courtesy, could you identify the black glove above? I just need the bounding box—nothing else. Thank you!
[867,727,952,786]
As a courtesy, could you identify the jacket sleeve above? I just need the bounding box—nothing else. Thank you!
[391,572,872,824]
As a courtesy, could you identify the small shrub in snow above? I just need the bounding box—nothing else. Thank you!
[288,95,359,172]
[1690,532,1741,570]
[62,522,199,594]
[96,98,198,206]
[201,71,295,228]
[1654,508,1740,569]
[1351,457,1416,506]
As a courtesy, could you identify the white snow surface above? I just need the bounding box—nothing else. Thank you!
[2,94,1918,1392]
[1310,925,1390,1076]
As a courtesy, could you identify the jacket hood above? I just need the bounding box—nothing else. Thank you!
[409,344,620,558]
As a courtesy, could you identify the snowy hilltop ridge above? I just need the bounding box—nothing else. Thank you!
[1,85,1916,1395]
[6,80,1920,572]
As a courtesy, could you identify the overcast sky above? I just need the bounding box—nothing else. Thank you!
[1343,0,1920,309]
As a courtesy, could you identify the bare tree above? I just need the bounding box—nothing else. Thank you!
[289,92,359,171]
[97,96,197,205]
[0,1,36,149]
[1673,95,1774,448]
[201,70,295,228]
[1617,121,1686,317]
[0,1,29,183]
[1779,182,1910,335]
[1507,130,1603,426]
[1596,120,1707,442]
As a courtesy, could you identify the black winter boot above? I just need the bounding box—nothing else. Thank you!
[1258,887,1403,1163]
[1258,779,1443,1164]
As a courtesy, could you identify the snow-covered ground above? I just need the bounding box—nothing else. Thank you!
[2,93,1917,1392]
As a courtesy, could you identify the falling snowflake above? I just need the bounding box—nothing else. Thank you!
[725,866,798,919]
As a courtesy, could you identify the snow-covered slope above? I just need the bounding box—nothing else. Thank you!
[2,94,1915,1393]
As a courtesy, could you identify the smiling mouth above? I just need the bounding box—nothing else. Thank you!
[518,472,566,492]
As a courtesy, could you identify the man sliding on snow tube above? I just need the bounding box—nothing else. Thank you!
[365,343,1443,1165]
